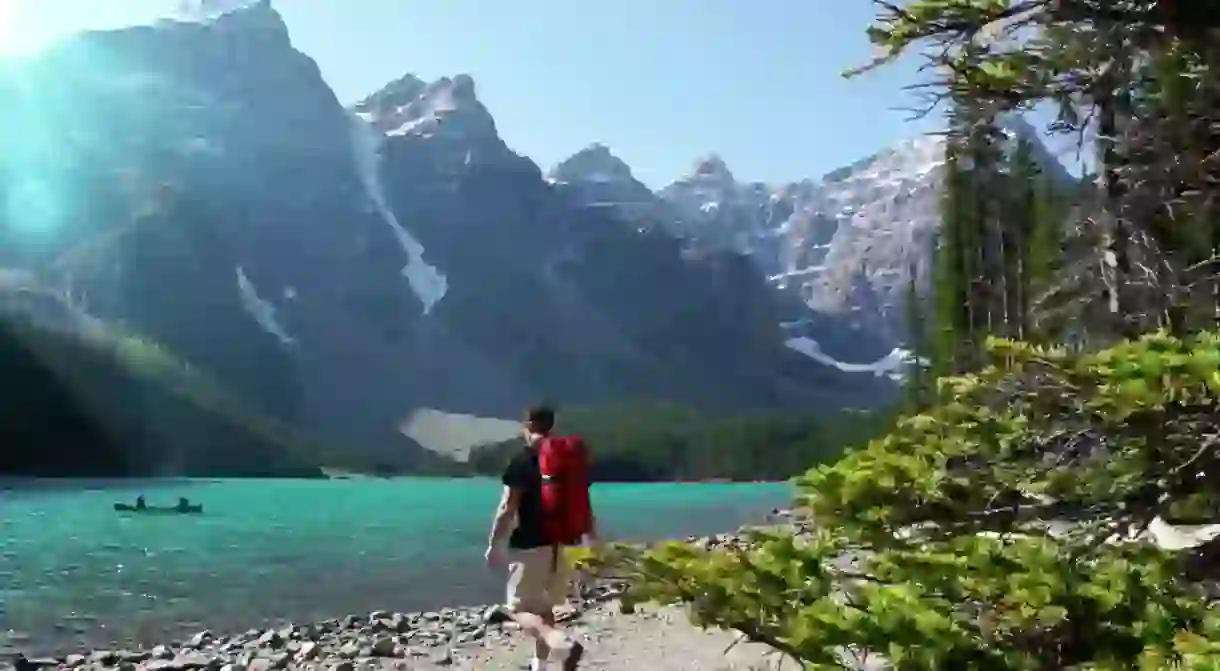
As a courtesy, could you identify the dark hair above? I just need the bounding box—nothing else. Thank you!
[524,404,556,435]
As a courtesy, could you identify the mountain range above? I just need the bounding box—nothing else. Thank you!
[551,116,1073,343]
[0,0,935,473]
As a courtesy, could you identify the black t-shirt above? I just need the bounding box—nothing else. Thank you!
[502,447,546,550]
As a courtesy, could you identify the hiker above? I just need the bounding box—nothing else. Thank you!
[484,405,595,671]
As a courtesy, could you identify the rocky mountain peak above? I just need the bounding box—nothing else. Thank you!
[549,143,637,185]
[160,0,292,46]
[689,154,735,183]
[354,73,429,113]
[351,73,496,141]
[172,0,273,21]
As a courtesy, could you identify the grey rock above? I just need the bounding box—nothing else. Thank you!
[371,637,396,658]
[297,642,320,660]
[219,665,246,671]
[454,626,485,645]
[245,659,275,671]
[118,650,151,663]
[151,645,176,660]
[169,651,214,669]
[336,643,361,660]
[63,654,86,668]
[341,616,362,630]
[88,651,116,665]
[255,630,284,649]
[330,662,355,671]
[388,616,410,634]
[188,631,213,648]
[116,662,138,671]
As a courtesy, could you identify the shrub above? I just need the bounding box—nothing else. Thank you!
[590,331,1220,669]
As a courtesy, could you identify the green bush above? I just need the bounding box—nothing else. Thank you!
[593,331,1220,669]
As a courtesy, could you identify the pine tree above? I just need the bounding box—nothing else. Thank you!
[931,101,1008,374]
[930,141,975,375]
[901,266,932,408]
[1004,136,1039,340]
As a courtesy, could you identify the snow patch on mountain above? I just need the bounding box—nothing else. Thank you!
[236,266,293,346]
[347,112,449,315]
[784,336,915,382]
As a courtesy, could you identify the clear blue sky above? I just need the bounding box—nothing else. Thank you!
[3,0,946,188]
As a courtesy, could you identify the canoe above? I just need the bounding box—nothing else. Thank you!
[113,503,204,514]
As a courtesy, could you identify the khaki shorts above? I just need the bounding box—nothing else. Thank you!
[505,546,570,613]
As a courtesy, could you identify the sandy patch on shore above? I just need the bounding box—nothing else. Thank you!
[453,602,791,671]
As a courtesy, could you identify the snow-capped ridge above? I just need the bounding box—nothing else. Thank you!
[351,73,496,140]
[169,0,280,27]
[355,73,429,113]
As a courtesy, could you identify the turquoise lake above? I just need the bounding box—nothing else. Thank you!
[0,478,792,655]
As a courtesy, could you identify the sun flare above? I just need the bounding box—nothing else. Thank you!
[0,0,27,57]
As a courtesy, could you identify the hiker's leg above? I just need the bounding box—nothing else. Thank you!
[520,607,583,671]
[505,549,570,652]
[511,607,562,659]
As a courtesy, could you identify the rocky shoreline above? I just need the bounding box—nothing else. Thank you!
[4,512,801,671]
[6,579,632,671]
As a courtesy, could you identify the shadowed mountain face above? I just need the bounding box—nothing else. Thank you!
[0,1,895,470]
[0,300,334,478]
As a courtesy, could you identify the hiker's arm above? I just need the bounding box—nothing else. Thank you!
[487,485,520,549]
[488,456,525,550]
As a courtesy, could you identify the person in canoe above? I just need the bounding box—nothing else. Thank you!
[135,495,147,511]
[175,497,191,512]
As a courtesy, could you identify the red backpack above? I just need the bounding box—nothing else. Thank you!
[537,435,593,546]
